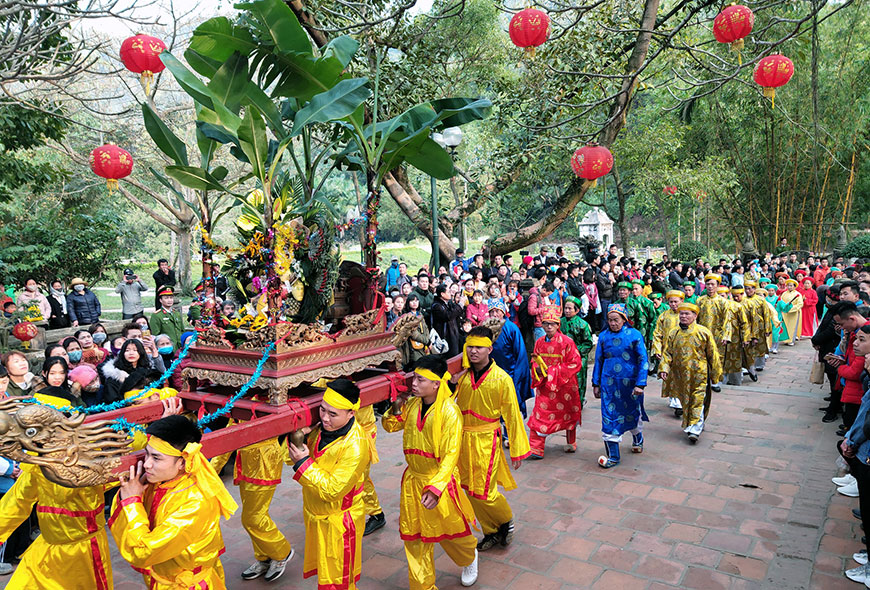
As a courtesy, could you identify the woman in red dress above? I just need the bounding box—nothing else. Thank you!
[798,277,818,339]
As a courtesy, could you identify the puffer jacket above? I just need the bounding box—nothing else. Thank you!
[66,289,101,325]
[839,329,868,405]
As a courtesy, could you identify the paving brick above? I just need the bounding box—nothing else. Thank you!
[648,487,689,505]
[548,557,603,585]
[634,555,687,584]
[671,542,723,567]
[717,553,769,580]
[662,523,708,542]
[702,530,753,554]
[589,570,651,590]
[682,566,735,590]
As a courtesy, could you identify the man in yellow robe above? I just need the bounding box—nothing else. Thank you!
[453,326,530,552]
[382,355,479,589]
[110,415,238,590]
[287,378,372,590]
[653,290,684,416]
[743,281,772,372]
[0,388,180,589]
[723,287,755,386]
[211,435,293,582]
[697,273,732,392]
[658,303,722,443]
[357,403,386,536]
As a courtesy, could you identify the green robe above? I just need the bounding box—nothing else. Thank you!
[561,315,593,404]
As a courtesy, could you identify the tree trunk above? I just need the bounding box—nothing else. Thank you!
[176,224,193,290]
[653,190,674,257]
[383,171,456,262]
[612,165,630,255]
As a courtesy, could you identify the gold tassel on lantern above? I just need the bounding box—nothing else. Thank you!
[141,70,154,95]
[731,39,744,65]
[763,87,775,108]
[107,178,119,193]
[526,46,536,59]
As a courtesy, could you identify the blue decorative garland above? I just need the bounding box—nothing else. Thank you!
[20,333,198,416]
[196,341,276,427]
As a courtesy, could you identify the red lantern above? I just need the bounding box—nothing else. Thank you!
[12,321,38,350]
[509,8,550,58]
[571,144,614,188]
[120,34,166,93]
[90,144,134,192]
[713,4,754,63]
[753,54,794,108]
[663,186,678,195]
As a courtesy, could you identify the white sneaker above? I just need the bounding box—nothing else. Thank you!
[461,549,479,587]
[241,560,269,580]
[846,563,870,583]
[838,481,860,497]
[834,474,857,487]
[854,550,868,565]
[265,549,294,582]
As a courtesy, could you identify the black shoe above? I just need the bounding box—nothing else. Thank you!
[748,371,758,382]
[822,413,838,423]
[364,513,386,536]
[477,534,500,552]
[824,396,832,401]
[674,408,684,418]
[688,433,699,444]
[756,367,764,372]
[837,429,847,437]
[711,385,721,392]
[497,520,515,547]
[820,407,832,411]
[856,509,863,520]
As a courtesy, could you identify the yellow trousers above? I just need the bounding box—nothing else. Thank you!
[5,532,112,590]
[404,535,476,590]
[362,465,382,516]
[239,484,292,562]
[468,493,512,535]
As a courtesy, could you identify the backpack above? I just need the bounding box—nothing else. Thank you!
[517,294,535,332]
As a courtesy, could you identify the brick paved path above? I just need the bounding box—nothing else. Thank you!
[3,339,861,589]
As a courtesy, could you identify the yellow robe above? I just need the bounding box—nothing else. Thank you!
[659,322,722,428]
[108,472,228,590]
[356,404,383,516]
[293,419,371,590]
[455,363,531,535]
[652,308,680,359]
[698,294,733,361]
[0,464,112,590]
[652,308,680,398]
[779,290,803,344]
[743,294,771,358]
[722,300,751,374]
[381,396,476,542]
[211,436,291,562]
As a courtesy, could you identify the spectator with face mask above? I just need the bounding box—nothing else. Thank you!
[69,364,102,407]
[16,278,50,321]
[62,336,84,369]
[66,278,101,327]
[115,269,148,319]
[88,323,110,350]
[76,328,107,366]
[46,279,70,329]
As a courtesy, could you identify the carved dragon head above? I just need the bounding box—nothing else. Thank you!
[0,397,132,488]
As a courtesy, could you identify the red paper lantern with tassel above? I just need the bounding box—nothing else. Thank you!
[12,321,38,350]
[90,144,133,192]
[753,54,794,108]
[120,34,166,94]
[713,4,754,64]
[663,186,678,195]
[509,8,550,58]
[571,144,613,188]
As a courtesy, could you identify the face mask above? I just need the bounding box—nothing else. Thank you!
[84,380,100,393]
[157,346,174,356]
[50,286,64,296]
[68,350,83,362]
[74,285,85,292]
[26,285,37,292]
[92,332,107,344]
[111,346,121,356]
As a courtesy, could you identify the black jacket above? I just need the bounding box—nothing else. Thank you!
[430,299,463,358]
[668,270,684,289]
[811,308,840,361]
[595,268,613,300]
[47,294,70,329]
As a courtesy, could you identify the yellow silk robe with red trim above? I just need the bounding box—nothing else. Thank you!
[355,404,382,516]
[455,364,531,501]
[528,332,584,436]
[698,294,733,360]
[293,419,371,590]
[743,294,772,359]
[108,473,228,590]
[0,464,112,590]
[382,396,476,542]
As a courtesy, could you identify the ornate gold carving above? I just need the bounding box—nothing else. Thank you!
[0,398,131,488]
